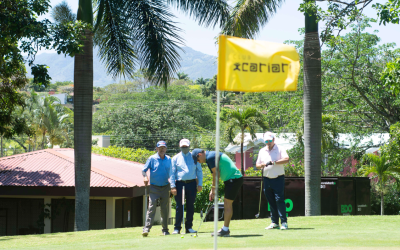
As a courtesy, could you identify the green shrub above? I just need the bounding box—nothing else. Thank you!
[244,167,262,176]
[370,182,400,215]
[92,146,154,164]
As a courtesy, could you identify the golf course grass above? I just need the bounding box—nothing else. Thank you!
[0,216,399,249]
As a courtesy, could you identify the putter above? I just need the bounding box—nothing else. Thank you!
[182,186,185,234]
[195,202,212,237]
[255,166,264,219]
[145,186,148,216]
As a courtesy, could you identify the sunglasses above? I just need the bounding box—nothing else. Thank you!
[265,140,273,143]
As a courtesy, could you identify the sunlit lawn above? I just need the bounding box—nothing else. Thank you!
[1,216,399,250]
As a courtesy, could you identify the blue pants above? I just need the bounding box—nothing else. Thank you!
[263,175,287,224]
[174,181,197,231]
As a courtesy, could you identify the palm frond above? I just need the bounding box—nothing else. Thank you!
[224,107,267,143]
[221,0,284,38]
[96,0,137,79]
[126,0,184,88]
[167,0,230,28]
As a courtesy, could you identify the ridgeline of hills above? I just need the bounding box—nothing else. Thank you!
[26,47,217,87]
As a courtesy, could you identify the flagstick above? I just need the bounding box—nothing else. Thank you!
[214,90,221,250]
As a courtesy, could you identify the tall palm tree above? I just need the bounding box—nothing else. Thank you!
[359,153,400,215]
[221,0,322,216]
[303,0,322,216]
[54,0,230,231]
[221,0,284,38]
[224,107,268,175]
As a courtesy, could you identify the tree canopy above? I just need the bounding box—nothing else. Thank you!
[0,0,86,138]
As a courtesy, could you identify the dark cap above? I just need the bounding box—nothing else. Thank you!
[191,148,203,164]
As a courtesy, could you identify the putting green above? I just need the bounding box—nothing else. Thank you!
[0,216,399,250]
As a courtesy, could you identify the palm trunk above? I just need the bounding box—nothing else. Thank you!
[380,180,384,215]
[240,130,244,175]
[41,131,46,149]
[74,0,93,232]
[1,136,3,157]
[304,0,322,216]
[74,29,93,231]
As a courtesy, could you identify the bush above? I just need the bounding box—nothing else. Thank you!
[91,145,154,164]
[244,167,262,177]
[370,182,400,215]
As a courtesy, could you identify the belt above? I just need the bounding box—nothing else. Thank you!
[177,179,196,184]
[265,174,284,179]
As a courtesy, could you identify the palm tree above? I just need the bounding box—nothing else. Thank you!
[359,153,400,215]
[218,0,326,213]
[303,0,322,216]
[23,93,70,150]
[43,104,70,148]
[177,72,190,80]
[195,77,209,85]
[221,0,322,215]
[224,107,268,175]
[221,0,284,38]
[54,0,230,231]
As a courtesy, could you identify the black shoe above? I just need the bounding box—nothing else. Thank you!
[163,231,170,236]
[211,228,230,237]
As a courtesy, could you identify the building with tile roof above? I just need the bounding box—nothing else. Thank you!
[0,149,168,236]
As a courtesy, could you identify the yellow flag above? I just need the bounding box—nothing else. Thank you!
[217,35,300,92]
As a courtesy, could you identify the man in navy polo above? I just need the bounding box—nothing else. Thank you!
[142,141,172,236]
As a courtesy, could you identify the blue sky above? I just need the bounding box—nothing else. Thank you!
[45,0,399,56]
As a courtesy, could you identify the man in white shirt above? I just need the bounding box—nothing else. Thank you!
[256,131,290,230]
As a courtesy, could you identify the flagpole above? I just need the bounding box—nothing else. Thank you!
[214,90,221,250]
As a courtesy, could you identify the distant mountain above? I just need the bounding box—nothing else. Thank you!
[25,47,217,87]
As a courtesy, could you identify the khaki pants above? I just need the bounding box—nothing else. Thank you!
[144,184,170,232]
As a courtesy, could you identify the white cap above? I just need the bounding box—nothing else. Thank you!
[264,131,275,141]
[179,138,190,147]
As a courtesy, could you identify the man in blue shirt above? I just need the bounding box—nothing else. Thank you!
[142,141,172,236]
[170,139,203,234]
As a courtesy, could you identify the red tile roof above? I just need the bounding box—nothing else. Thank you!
[0,149,145,188]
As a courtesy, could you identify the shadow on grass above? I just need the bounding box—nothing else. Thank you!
[285,228,314,230]
[229,234,263,238]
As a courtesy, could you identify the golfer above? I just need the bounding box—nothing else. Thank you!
[170,139,203,234]
[192,149,243,237]
[142,141,171,236]
[256,131,290,230]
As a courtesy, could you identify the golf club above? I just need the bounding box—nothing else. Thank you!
[145,186,148,217]
[255,166,264,218]
[195,202,212,237]
[182,186,185,235]
[143,186,148,237]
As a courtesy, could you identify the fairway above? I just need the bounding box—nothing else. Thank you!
[0,216,399,250]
